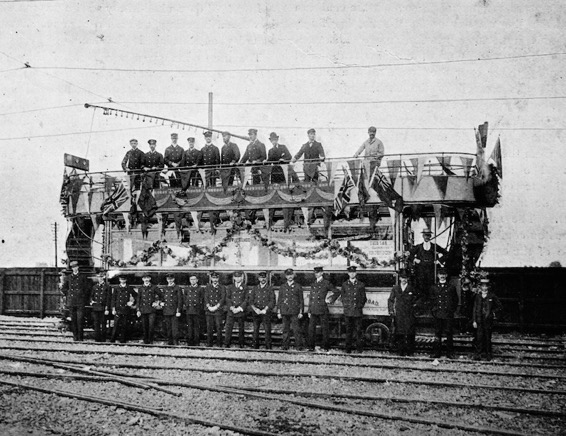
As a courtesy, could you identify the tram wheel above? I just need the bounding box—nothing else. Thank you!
[365,322,390,347]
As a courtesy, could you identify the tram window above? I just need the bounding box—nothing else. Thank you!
[245,273,260,286]
[294,273,315,286]
[357,272,396,287]
[270,272,287,287]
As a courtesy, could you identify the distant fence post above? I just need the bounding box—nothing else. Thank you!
[40,269,46,319]
[0,270,4,315]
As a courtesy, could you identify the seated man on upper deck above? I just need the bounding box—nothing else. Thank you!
[121,138,146,191]
[292,128,325,183]
[143,139,164,189]
[353,126,384,177]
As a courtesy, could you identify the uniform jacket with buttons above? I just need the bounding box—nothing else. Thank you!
[240,139,266,163]
[308,278,335,315]
[473,291,502,324]
[201,144,220,166]
[161,285,182,316]
[144,151,164,170]
[249,284,276,312]
[121,148,146,172]
[277,281,304,316]
[62,273,89,308]
[164,145,185,167]
[90,282,111,312]
[225,283,249,318]
[221,142,241,164]
[111,285,137,315]
[430,282,458,319]
[136,284,161,315]
[330,279,367,317]
[182,148,203,167]
[204,284,226,315]
[182,285,204,315]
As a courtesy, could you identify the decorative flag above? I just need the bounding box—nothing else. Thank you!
[437,156,455,176]
[334,166,355,216]
[432,175,449,199]
[370,168,404,212]
[417,156,428,184]
[387,159,401,185]
[461,157,474,180]
[489,137,503,178]
[101,182,129,216]
[357,165,370,208]
[137,183,157,218]
[347,159,361,185]
[59,168,70,214]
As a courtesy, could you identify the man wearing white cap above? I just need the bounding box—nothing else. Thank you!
[353,126,385,177]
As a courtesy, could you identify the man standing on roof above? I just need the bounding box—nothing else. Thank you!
[221,131,241,187]
[143,139,164,189]
[408,228,448,300]
[240,128,266,185]
[121,138,146,191]
[60,260,89,342]
[266,132,295,229]
[292,128,325,182]
[353,126,385,177]
[201,131,220,187]
[180,137,203,189]
[164,133,184,188]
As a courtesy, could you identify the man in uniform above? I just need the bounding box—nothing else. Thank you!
[266,132,295,229]
[161,274,182,345]
[201,131,220,187]
[249,271,276,349]
[180,137,203,189]
[110,275,137,343]
[224,271,248,348]
[329,266,367,353]
[307,266,335,351]
[353,126,385,177]
[292,128,325,182]
[387,270,421,356]
[430,267,459,359]
[90,271,111,342]
[408,229,448,300]
[473,276,502,361]
[204,271,225,347]
[182,272,204,346]
[220,131,241,188]
[60,260,89,342]
[121,139,146,191]
[164,133,184,188]
[143,139,164,189]
[277,268,305,350]
[240,128,267,185]
[135,273,161,344]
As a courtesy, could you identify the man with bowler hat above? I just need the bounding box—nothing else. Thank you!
[164,133,184,188]
[277,268,305,350]
[249,271,276,349]
[307,266,335,351]
[90,271,111,342]
[224,271,248,348]
[292,128,325,182]
[60,260,89,342]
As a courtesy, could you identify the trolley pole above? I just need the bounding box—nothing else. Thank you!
[208,92,213,130]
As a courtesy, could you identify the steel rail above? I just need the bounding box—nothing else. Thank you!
[0,343,563,381]
[1,353,564,396]
[0,378,275,436]
[1,336,565,370]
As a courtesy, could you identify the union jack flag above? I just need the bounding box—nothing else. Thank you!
[334,167,355,216]
[101,182,129,216]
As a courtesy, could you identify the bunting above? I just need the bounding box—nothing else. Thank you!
[101,182,129,216]
[281,164,289,185]
[370,168,404,213]
[347,159,361,185]
[437,156,455,176]
[333,166,355,216]
[387,159,401,185]
[417,156,428,184]
[432,175,449,199]
[461,157,474,180]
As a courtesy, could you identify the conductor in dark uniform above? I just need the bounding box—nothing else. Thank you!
[143,139,164,189]
[429,268,459,358]
[307,266,335,351]
[329,266,367,353]
[224,271,248,348]
[121,139,146,191]
[164,133,184,188]
[90,271,111,342]
[60,260,89,341]
[110,275,137,343]
[277,268,305,350]
[240,128,267,185]
[182,272,204,346]
[473,276,502,361]
[388,270,421,356]
[204,271,225,347]
[249,271,276,349]
[135,273,161,344]
[220,131,241,188]
[292,128,325,182]
[407,229,448,299]
[161,274,182,345]
[181,137,203,189]
[201,131,220,188]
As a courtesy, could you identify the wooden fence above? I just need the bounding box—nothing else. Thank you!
[0,268,62,317]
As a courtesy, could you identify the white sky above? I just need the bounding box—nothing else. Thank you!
[0,0,565,267]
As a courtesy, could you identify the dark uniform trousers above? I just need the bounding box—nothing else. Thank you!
[281,315,304,349]
[70,307,85,342]
[433,318,454,356]
[251,314,272,349]
[475,318,493,358]
[186,313,201,345]
[308,314,329,350]
[92,310,107,342]
[141,313,156,344]
[111,314,129,343]
[163,315,179,345]
[206,313,224,347]
[344,316,363,353]
[224,315,246,348]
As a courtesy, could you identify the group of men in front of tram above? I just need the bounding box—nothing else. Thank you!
[61,237,500,360]
[120,126,385,191]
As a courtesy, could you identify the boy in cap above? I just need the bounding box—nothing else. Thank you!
[182,272,204,346]
[249,271,276,349]
[121,139,146,191]
[307,266,335,351]
[277,268,305,350]
[143,139,164,188]
[429,268,459,358]
[90,271,111,342]
[204,272,225,347]
[135,273,161,344]
[388,270,421,356]
[224,271,249,348]
[60,260,89,342]
[291,128,325,182]
[329,266,367,353]
[161,274,182,345]
[110,275,137,343]
[407,228,448,300]
[353,126,385,176]
[473,276,502,360]
[164,133,184,188]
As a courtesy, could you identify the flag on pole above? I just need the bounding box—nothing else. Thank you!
[334,166,355,216]
[370,168,404,212]
[101,182,129,216]
[357,165,370,208]
[489,136,503,178]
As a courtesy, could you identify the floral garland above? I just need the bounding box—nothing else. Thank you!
[460,208,471,280]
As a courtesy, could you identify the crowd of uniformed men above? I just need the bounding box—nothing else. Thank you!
[61,249,500,360]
